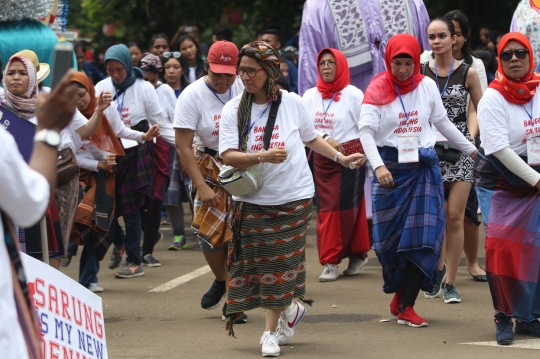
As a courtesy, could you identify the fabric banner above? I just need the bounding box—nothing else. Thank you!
[21,252,109,359]
[0,105,35,163]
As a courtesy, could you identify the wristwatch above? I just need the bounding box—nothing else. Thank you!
[34,129,61,148]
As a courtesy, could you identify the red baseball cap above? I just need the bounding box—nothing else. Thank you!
[207,41,239,75]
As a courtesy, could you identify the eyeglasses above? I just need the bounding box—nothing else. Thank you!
[500,48,529,62]
[163,51,181,59]
[236,66,265,77]
[77,91,88,101]
[318,60,337,69]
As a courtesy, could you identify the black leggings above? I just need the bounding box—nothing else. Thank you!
[141,198,163,256]
[401,262,425,309]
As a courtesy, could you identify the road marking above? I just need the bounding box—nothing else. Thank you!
[461,339,540,350]
[149,265,212,293]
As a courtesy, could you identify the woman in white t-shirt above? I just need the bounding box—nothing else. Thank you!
[2,55,103,268]
[475,32,540,345]
[219,41,364,357]
[174,41,245,316]
[303,48,370,282]
[95,44,175,279]
[359,34,476,328]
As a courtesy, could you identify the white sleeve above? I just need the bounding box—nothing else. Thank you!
[359,104,382,136]
[67,109,88,132]
[477,92,510,155]
[142,84,175,145]
[302,89,323,137]
[219,101,240,156]
[360,129,384,170]
[493,147,540,186]
[297,97,318,142]
[434,119,476,155]
[0,129,50,227]
[105,107,144,143]
[173,89,200,129]
[77,156,99,172]
[160,85,177,124]
[472,57,488,93]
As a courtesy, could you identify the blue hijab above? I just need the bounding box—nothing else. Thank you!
[104,44,143,90]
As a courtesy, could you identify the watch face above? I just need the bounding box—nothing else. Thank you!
[45,130,61,146]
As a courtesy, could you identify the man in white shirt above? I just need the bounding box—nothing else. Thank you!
[0,70,80,359]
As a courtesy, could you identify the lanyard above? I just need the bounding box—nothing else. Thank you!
[394,79,414,127]
[205,82,231,105]
[434,59,455,98]
[115,88,126,117]
[321,92,337,121]
[249,102,271,132]
[522,101,534,125]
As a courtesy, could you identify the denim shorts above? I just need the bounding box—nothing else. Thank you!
[198,238,226,253]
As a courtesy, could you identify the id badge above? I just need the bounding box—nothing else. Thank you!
[398,136,419,163]
[527,137,540,165]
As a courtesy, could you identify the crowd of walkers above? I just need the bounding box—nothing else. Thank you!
[2,2,540,358]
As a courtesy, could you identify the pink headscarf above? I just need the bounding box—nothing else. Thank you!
[2,56,39,119]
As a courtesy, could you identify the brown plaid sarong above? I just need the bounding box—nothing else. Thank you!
[191,153,232,249]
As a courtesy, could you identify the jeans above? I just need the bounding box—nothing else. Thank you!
[142,198,163,256]
[114,211,142,265]
[67,239,99,287]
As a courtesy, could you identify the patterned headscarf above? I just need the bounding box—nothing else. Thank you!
[139,53,163,73]
[1,56,39,119]
[237,41,281,151]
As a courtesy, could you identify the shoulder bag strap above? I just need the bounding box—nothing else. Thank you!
[263,100,281,151]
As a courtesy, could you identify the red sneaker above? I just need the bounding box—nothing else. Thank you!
[390,290,404,316]
[397,306,428,327]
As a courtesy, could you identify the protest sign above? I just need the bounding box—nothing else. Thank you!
[0,104,35,163]
[21,252,108,359]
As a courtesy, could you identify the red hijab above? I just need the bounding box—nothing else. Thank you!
[71,72,125,157]
[316,48,350,102]
[363,34,424,106]
[489,32,540,105]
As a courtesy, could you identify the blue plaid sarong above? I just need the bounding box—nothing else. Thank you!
[372,147,445,294]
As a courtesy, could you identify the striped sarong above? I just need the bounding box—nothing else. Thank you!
[227,198,312,315]
[191,153,232,249]
[372,147,444,294]
[114,120,155,216]
[314,139,370,265]
[475,149,540,321]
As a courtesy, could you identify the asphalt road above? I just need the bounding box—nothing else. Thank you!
[60,206,539,359]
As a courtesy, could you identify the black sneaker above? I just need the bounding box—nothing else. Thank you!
[201,279,226,309]
[222,302,248,324]
[494,313,515,345]
[515,319,540,337]
[142,254,161,267]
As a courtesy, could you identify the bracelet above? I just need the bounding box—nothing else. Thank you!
[322,134,330,141]
[257,153,263,164]
[333,151,342,163]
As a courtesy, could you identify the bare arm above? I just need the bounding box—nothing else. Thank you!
[304,135,365,168]
[467,67,483,112]
[222,147,289,169]
[75,91,112,137]
[467,97,479,141]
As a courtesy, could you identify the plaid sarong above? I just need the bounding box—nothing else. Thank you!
[372,147,444,294]
[227,198,312,315]
[314,141,370,265]
[475,149,540,321]
[153,137,173,202]
[191,153,233,249]
[69,169,116,261]
[114,120,155,216]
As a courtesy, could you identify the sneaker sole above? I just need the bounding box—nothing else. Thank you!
[497,338,515,345]
[397,319,428,328]
[168,245,188,250]
[142,262,162,267]
[343,259,369,276]
[262,353,280,357]
[318,276,339,282]
[89,289,104,293]
[443,297,462,304]
[202,294,226,310]
[115,272,145,278]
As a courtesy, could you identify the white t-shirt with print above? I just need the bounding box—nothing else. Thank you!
[359,78,448,149]
[173,76,244,151]
[302,84,363,143]
[156,82,177,124]
[29,110,87,151]
[219,91,318,206]
[478,88,540,156]
[95,77,175,144]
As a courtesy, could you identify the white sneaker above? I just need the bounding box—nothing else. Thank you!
[276,300,306,345]
[319,263,339,282]
[343,257,369,276]
[260,331,280,357]
[88,283,104,293]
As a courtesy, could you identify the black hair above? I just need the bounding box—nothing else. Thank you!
[176,35,202,63]
[163,56,190,89]
[149,33,170,50]
[445,10,473,65]
[127,41,143,53]
[213,26,233,42]
[428,17,456,37]
[73,41,86,53]
[259,29,281,43]
[275,73,290,92]
[394,53,413,59]
[487,31,502,48]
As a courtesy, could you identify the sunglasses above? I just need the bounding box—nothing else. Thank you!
[500,48,529,62]
[163,51,181,59]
